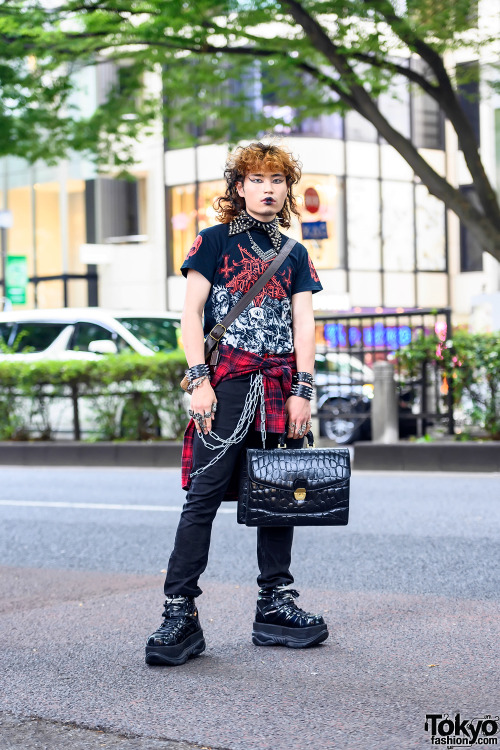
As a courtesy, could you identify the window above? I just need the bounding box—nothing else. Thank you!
[459,185,483,272]
[118,317,180,353]
[295,174,343,270]
[411,60,444,150]
[71,323,115,352]
[346,178,381,270]
[415,184,446,270]
[345,110,378,142]
[382,181,415,271]
[456,61,480,147]
[0,322,15,348]
[169,180,225,274]
[12,322,68,352]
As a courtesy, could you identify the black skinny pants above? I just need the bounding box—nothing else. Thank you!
[164,373,302,598]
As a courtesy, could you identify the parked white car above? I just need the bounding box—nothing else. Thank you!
[0,307,182,360]
[0,308,183,439]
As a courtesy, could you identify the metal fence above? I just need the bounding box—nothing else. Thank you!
[313,307,454,443]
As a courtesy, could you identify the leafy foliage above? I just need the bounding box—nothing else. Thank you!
[0,350,188,441]
[2,0,499,253]
[398,329,500,439]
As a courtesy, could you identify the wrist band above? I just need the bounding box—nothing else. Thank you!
[293,371,314,386]
[290,383,313,401]
[186,363,211,383]
[186,375,209,394]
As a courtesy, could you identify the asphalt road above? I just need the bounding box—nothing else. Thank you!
[0,466,499,750]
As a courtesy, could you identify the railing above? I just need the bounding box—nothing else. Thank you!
[313,307,454,442]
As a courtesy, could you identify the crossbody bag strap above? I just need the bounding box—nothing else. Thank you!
[205,237,297,356]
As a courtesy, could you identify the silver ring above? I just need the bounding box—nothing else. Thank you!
[289,422,296,430]
[188,409,194,418]
[203,411,212,418]
[193,413,203,422]
[211,402,217,413]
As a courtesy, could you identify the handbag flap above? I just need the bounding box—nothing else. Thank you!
[245,447,350,492]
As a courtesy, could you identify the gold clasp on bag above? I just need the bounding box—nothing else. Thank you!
[294,487,307,501]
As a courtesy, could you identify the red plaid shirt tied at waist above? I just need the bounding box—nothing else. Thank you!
[181,344,296,490]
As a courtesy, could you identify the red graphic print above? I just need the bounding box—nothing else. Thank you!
[226,244,288,307]
[280,266,292,291]
[308,255,320,282]
[218,254,232,279]
[186,234,202,260]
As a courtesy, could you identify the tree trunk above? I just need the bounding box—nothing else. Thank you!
[281,0,500,261]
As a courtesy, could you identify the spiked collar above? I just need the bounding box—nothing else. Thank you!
[228,211,282,253]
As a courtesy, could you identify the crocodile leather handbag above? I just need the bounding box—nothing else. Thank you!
[237,432,350,527]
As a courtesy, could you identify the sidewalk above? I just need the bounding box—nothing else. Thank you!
[1,567,498,750]
[1,714,214,750]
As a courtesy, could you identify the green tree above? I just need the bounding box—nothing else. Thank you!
[2,0,500,259]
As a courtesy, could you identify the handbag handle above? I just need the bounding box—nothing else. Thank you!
[204,237,297,359]
[278,430,315,448]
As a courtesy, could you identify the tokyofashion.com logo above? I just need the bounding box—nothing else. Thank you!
[425,714,499,746]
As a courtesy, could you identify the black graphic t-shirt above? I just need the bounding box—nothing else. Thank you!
[180,222,322,355]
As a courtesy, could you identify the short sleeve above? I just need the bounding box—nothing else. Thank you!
[292,245,323,295]
[180,230,217,283]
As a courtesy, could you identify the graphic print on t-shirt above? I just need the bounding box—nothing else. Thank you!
[212,243,294,354]
[180,223,322,356]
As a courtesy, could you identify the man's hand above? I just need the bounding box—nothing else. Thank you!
[286,395,312,440]
[190,380,217,435]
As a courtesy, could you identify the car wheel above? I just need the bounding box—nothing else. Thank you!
[120,396,161,440]
[320,398,365,444]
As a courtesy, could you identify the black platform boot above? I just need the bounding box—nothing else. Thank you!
[145,596,206,666]
[252,586,328,648]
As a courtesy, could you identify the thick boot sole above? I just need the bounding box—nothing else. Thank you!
[145,629,206,666]
[252,621,329,649]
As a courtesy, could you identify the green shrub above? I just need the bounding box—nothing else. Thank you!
[0,350,188,441]
[397,329,500,439]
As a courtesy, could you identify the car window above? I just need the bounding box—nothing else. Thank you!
[0,322,15,350]
[71,323,114,352]
[316,352,373,379]
[7,323,68,353]
[117,317,179,353]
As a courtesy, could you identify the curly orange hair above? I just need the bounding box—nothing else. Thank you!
[214,142,302,228]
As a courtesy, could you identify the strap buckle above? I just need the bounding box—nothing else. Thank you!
[208,323,226,342]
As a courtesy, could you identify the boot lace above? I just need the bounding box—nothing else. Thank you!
[157,597,194,637]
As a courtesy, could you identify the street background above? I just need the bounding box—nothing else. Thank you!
[1,465,498,749]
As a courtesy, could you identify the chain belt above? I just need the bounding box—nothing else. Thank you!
[189,372,266,479]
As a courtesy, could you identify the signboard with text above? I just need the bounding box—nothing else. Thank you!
[302,221,328,241]
[5,255,28,304]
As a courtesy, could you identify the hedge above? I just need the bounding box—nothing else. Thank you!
[0,350,188,441]
[397,329,500,439]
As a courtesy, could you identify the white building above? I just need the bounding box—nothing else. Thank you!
[1,32,499,327]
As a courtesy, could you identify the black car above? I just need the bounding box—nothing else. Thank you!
[315,351,417,444]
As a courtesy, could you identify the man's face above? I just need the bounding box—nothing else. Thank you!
[236,170,288,222]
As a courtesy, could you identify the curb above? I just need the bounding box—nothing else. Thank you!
[1,441,498,472]
[353,441,500,472]
[0,441,183,468]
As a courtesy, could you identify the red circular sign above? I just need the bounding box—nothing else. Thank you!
[304,187,320,214]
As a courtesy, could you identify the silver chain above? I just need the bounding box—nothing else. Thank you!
[190,372,266,479]
[246,231,277,262]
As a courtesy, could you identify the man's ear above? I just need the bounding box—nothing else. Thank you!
[236,180,245,198]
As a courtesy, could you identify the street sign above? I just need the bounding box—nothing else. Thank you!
[0,210,13,229]
[302,221,328,240]
[5,255,28,304]
[304,187,320,214]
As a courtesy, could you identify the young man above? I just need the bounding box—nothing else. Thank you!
[146,142,325,667]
